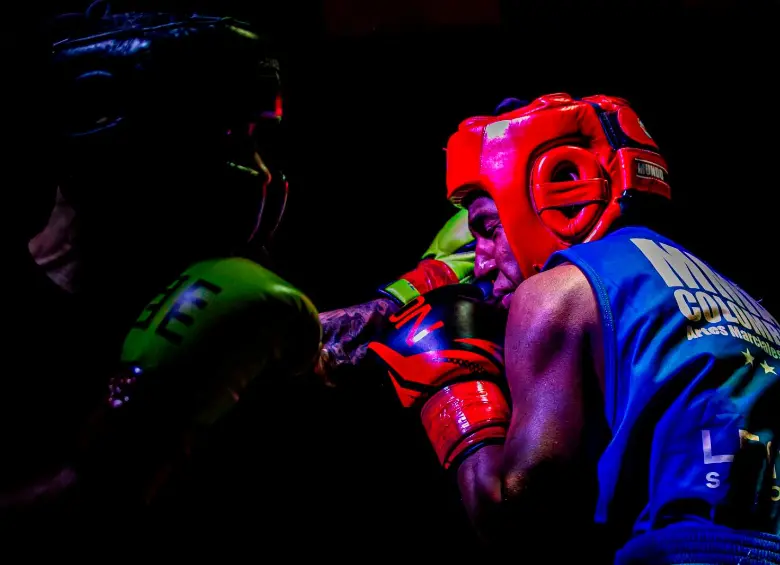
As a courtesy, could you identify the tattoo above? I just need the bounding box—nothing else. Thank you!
[318,298,398,378]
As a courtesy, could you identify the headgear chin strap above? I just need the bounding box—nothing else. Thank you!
[446,93,671,281]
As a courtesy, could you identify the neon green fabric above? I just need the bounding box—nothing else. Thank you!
[121,257,321,425]
[382,209,476,305]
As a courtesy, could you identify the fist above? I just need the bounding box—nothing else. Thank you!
[368,284,506,408]
[368,284,510,469]
[118,257,321,426]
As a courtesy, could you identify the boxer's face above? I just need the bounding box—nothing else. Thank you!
[468,195,523,309]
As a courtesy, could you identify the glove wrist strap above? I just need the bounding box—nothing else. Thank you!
[379,259,461,305]
[421,380,510,470]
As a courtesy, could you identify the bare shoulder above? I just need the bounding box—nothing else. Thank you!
[505,263,601,390]
[508,263,599,334]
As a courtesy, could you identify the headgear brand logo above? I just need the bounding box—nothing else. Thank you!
[636,160,668,183]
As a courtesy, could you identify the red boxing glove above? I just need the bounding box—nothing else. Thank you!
[420,380,510,469]
[368,285,509,469]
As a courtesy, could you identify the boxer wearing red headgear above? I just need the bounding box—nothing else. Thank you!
[441,94,780,563]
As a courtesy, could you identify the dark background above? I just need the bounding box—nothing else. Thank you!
[7,0,780,555]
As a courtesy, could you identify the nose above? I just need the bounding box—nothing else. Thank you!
[474,239,497,280]
[492,271,513,294]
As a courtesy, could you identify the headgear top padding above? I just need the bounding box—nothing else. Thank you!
[50,11,280,141]
[446,93,671,281]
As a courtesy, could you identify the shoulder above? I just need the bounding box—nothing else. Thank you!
[507,263,599,356]
[509,264,598,332]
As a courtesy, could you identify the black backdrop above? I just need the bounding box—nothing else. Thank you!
[269,1,779,313]
[7,0,780,555]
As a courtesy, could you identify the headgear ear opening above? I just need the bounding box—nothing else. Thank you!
[531,145,609,241]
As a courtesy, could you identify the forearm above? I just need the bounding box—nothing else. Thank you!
[457,443,599,553]
[456,444,505,544]
[317,298,399,383]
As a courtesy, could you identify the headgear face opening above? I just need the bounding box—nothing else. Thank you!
[446,93,671,281]
[49,9,287,249]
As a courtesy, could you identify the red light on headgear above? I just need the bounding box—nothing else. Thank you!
[445,93,670,281]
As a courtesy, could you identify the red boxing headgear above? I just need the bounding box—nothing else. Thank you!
[446,93,671,281]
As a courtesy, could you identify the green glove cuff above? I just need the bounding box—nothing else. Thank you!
[381,278,423,305]
[421,209,473,260]
[379,208,477,306]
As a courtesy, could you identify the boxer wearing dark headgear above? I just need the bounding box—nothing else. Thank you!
[5,6,320,510]
[371,94,779,563]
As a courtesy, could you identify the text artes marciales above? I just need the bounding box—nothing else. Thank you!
[631,238,780,361]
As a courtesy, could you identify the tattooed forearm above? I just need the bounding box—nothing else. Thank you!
[316,298,399,381]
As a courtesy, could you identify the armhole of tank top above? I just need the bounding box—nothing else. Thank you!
[553,250,619,431]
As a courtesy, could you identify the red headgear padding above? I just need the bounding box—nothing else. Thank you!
[446,93,671,281]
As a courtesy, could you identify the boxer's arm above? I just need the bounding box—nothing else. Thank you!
[316,210,477,384]
[457,264,601,543]
[2,258,322,512]
[317,298,399,382]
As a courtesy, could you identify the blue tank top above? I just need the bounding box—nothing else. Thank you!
[546,226,780,562]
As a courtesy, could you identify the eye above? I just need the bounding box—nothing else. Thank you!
[470,216,499,240]
[483,218,502,238]
[470,220,487,238]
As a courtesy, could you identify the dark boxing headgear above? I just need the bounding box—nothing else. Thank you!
[49,4,287,246]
